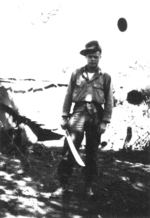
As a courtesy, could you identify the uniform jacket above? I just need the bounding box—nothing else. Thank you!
[62,65,113,123]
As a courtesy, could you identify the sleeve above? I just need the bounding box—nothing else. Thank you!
[102,73,114,123]
[62,71,76,117]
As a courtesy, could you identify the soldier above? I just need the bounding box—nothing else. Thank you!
[51,40,113,198]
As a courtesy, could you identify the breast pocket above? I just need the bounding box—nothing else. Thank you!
[72,81,85,101]
[75,80,84,90]
[93,84,103,89]
[93,83,105,103]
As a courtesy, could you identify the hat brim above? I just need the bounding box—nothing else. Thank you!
[80,49,89,56]
[80,48,99,56]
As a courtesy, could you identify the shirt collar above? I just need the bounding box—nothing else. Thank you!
[82,65,102,80]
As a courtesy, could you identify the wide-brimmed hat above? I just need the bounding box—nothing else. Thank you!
[80,40,102,56]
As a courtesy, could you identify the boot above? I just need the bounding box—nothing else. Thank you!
[85,186,94,197]
[50,184,69,198]
[85,181,94,198]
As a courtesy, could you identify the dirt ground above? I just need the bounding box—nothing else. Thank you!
[0,142,150,218]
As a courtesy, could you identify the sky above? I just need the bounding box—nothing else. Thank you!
[0,0,150,80]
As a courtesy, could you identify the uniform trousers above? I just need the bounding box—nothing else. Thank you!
[58,107,102,187]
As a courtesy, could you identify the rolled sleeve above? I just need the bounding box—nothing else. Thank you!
[102,74,113,123]
[62,72,75,116]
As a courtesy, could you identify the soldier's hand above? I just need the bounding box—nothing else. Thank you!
[61,116,69,130]
[97,122,107,135]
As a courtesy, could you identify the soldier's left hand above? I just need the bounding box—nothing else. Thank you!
[97,122,107,135]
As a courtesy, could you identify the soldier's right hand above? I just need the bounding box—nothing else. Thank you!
[61,116,69,130]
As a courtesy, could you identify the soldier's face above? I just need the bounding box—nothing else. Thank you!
[86,51,101,68]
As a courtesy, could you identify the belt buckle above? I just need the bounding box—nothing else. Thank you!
[86,101,93,111]
[86,101,93,105]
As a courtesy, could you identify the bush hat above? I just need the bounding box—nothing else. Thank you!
[80,40,102,56]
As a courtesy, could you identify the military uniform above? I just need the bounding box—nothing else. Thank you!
[58,65,113,189]
[50,40,113,198]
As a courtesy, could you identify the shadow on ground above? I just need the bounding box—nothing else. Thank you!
[0,144,150,218]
